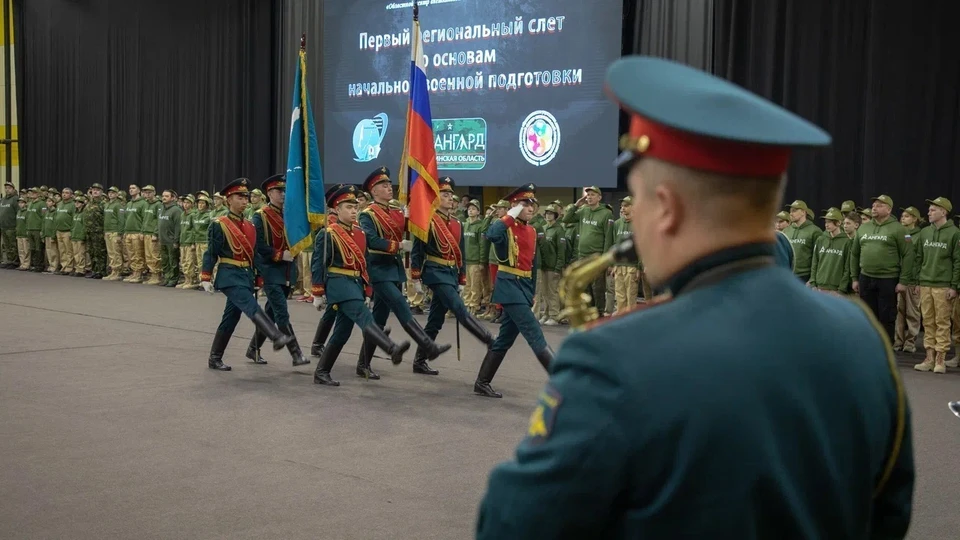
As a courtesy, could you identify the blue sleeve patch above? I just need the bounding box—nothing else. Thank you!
[526,383,563,444]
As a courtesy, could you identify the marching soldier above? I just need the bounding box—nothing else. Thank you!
[474,184,553,398]
[199,177,293,372]
[310,184,411,386]
[355,167,451,379]
[244,174,310,367]
[409,176,494,371]
[477,55,913,537]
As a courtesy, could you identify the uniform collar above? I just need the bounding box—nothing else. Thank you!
[228,211,244,221]
[662,242,775,297]
[268,203,282,213]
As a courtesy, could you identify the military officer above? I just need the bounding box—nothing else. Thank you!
[199,177,293,371]
[409,176,494,368]
[355,167,451,379]
[477,56,913,538]
[474,184,553,398]
[310,184,411,386]
[245,174,311,367]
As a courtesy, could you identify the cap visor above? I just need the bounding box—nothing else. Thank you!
[613,150,636,168]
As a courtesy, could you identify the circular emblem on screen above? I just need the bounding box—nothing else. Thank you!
[518,110,560,167]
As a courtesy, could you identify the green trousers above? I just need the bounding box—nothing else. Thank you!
[160,243,180,284]
[0,228,16,264]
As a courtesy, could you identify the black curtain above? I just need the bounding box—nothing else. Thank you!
[713,0,960,213]
[274,0,324,174]
[15,0,278,196]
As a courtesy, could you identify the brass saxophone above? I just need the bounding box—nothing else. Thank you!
[559,238,636,330]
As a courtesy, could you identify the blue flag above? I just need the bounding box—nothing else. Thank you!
[284,44,325,257]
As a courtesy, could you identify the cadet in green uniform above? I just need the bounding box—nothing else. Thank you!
[893,206,923,353]
[83,187,106,279]
[912,197,960,373]
[123,187,147,282]
[784,200,822,283]
[474,184,552,398]
[140,186,163,285]
[538,203,565,324]
[562,186,614,313]
[243,189,264,220]
[25,188,44,271]
[409,177,494,369]
[199,178,293,372]
[244,174,311,367]
[850,194,914,340]
[808,208,851,294]
[609,196,641,314]
[192,195,213,286]
[310,184,411,386]
[177,195,196,288]
[157,190,182,287]
[102,187,124,280]
[0,181,18,268]
[477,55,913,538]
[462,199,487,315]
[42,196,59,272]
[354,167,450,378]
[14,198,28,269]
[69,194,89,276]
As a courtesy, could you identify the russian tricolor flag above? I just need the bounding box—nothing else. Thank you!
[398,3,440,243]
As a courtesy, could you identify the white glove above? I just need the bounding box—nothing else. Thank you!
[403,205,410,218]
[313,295,327,310]
[458,285,464,294]
[413,280,423,294]
[281,250,294,262]
[507,204,524,219]
[364,297,373,309]
[201,281,214,294]
[400,239,413,252]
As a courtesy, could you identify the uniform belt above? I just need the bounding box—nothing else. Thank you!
[369,249,397,256]
[427,255,456,267]
[498,265,531,278]
[220,257,250,268]
[329,267,361,278]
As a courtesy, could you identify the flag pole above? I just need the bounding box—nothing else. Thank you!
[399,0,419,270]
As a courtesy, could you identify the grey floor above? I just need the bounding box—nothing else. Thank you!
[0,271,957,539]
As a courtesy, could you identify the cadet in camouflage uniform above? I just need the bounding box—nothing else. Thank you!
[84,186,107,279]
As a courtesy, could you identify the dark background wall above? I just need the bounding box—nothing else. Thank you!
[13,0,960,214]
[14,0,277,196]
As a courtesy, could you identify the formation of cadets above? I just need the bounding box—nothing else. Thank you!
[778,196,960,372]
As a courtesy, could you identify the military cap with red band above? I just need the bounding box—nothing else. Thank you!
[605,56,831,176]
[363,167,391,193]
[437,176,455,192]
[325,183,359,207]
[220,177,251,197]
[506,183,537,204]
[261,174,286,192]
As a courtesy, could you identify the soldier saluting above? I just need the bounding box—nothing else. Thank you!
[199,177,293,371]
[355,167,451,379]
[477,55,913,538]
[474,184,553,398]
[245,174,311,368]
[310,184,411,386]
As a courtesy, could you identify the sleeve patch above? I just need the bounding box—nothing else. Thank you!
[526,383,563,444]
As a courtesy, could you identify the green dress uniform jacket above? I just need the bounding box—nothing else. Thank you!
[809,231,852,292]
[476,243,914,539]
[54,201,75,232]
[487,215,538,305]
[851,217,913,283]
[561,204,614,257]
[310,222,371,304]
[358,202,405,283]
[410,212,466,287]
[913,221,960,289]
[200,212,256,290]
[253,204,297,286]
[784,219,823,277]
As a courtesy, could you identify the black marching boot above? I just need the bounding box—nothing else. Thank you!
[474,349,507,398]
[251,309,293,350]
[245,329,269,364]
[460,312,495,346]
[355,337,380,380]
[535,345,555,372]
[280,324,311,366]
[311,315,335,357]
[314,341,345,386]
[362,324,411,366]
[208,331,233,371]
[401,318,452,361]
[411,347,439,375]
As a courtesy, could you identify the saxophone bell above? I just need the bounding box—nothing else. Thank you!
[559,237,637,331]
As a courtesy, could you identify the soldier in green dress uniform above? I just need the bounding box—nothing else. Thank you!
[476,55,913,538]
[409,176,494,367]
[199,177,293,372]
[244,174,310,367]
[310,184,411,386]
[474,184,553,398]
[354,167,451,379]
